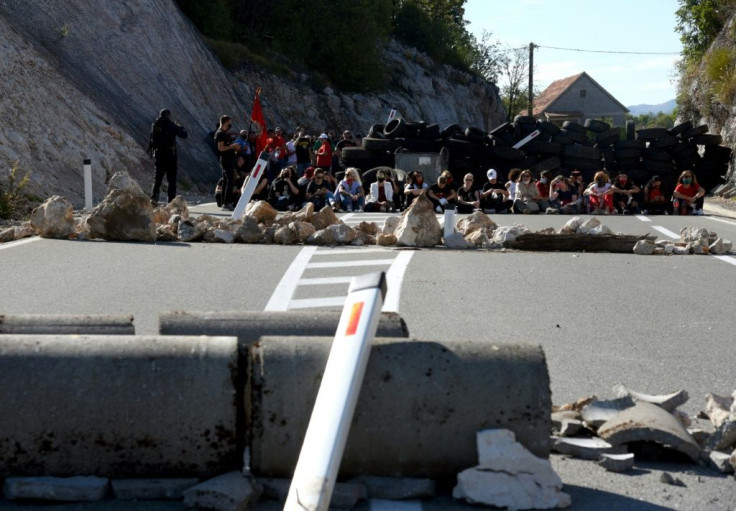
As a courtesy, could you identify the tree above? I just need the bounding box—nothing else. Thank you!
[469,30,507,83]
[499,46,531,121]
[675,0,735,62]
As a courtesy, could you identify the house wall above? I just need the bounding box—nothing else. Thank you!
[549,75,628,127]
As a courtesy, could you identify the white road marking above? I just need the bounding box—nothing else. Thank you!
[315,247,391,255]
[383,250,414,313]
[636,215,651,222]
[369,500,423,511]
[0,237,39,251]
[306,259,396,269]
[712,255,736,267]
[299,276,354,286]
[289,296,347,309]
[652,226,680,239]
[264,246,318,311]
[707,216,736,227]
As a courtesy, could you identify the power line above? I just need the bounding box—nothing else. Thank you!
[536,44,680,56]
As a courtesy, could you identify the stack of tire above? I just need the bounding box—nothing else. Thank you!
[343,116,731,192]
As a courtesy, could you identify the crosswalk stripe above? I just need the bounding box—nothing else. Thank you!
[306,259,396,269]
[299,276,354,286]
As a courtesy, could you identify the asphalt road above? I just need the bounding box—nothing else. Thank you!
[1,205,736,510]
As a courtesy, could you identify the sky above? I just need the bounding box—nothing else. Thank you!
[464,0,683,107]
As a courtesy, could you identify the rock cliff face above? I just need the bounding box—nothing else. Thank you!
[0,0,504,206]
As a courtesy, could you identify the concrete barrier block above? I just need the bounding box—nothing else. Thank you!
[158,310,409,349]
[0,314,134,335]
[0,335,239,478]
[3,476,109,501]
[111,478,199,500]
[250,337,551,478]
[182,472,259,511]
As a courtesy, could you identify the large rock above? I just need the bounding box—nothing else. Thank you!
[453,429,570,510]
[290,221,316,243]
[273,225,297,245]
[680,226,710,246]
[310,205,339,231]
[307,223,357,245]
[86,189,156,242]
[246,201,278,224]
[234,217,264,243]
[106,170,144,196]
[30,195,74,238]
[394,192,441,247]
[456,211,496,236]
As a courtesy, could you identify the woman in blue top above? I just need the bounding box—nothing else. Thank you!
[336,167,365,212]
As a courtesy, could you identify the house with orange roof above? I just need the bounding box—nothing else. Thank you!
[532,72,628,127]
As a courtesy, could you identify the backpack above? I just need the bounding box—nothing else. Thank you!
[147,119,168,157]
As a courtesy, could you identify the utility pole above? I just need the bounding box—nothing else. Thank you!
[528,42,535,116]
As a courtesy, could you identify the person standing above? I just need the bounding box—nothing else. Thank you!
[148,108,187,205]
[214,115,241,211]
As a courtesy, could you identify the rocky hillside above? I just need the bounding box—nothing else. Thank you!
[0,0,504,206]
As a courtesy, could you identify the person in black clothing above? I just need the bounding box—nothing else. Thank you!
[269,166,301,211]
[148,109,187,205]
[214,115,241,210]
[480,169,513,213]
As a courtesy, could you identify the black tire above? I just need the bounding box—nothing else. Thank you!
[615,139,646,149]
[703,144,732,162]
[384,118,407,139]
[614,148,642,160]
[692,134,723,145]
[562,121,586,133]
[641,160,675,173]
[362,137,402,152]
[668,121,693,136]
[563,144,601,160]
[444,138,485,158]
[492,146,525,160]
[636,128,669,140]
[595,127,620,142]
[561,156,602,172]
[560,129,588,144]
[626,120,636,140]
[489,122,515,137]
[584,119,611,133]
[642,148,672,162]
[524,141,562,155]
[649,135,677,148]
[627,169,651,183]
[341,147,377,162]
[537,120,561,135]
[551,133,573,145]
[421,123,441,140]
[681,124,709,139]
[367,124,385,139]
[465,126,487,141]
[530,156,562,174]
[514,115,537,124]
[400,138,443,152]
[490,134,513,147]
[404,121,427,139]
[441,123,463,139]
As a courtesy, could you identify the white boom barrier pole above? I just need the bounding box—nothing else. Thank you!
[231,151,270,220]
[284,272,387,511]
[83,158,93,210]
[512,129,540,149]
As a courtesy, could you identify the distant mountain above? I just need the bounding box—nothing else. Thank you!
[627,99,676,116]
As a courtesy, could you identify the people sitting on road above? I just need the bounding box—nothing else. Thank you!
[480,168,513,214]
[305,167,336,211]
[268,166,301,211]
[428,173,457,213]
[505,168,521,207]
[610,171,641,214]
[455,173,480,214]
[536,170,552,200]
[642,175,671,215]
[404,170,429,209]
[514,169,549,214]
[336,167,365,211]
[672,170,705,215]
[549,175,581,214]
[585,171,615,214]
[364,169,394,212]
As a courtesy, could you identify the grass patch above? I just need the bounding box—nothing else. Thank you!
[0,161,33,220]
[203,37,291,77]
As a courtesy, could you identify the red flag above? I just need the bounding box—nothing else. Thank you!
[250,87,269,153]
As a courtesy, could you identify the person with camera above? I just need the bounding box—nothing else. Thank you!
[269,166,301,211]
[148,108,187,205]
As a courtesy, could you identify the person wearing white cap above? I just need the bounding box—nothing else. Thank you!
[480,168,512,214]
[315,133,333,170]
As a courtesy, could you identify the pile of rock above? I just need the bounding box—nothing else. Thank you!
[551,385,736,477]
[632,226,732,255]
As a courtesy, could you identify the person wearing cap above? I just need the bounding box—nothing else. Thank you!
[267,127,288,182]
[315,133,333,170]
[148,108,188,205]
[480,168,512,214]
[334,129,357,174]
[294,127,313,177]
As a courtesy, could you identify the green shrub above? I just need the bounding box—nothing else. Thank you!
[0,161,32,220]
[705,46,736,105]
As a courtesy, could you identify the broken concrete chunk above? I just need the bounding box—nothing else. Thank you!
[709,420,736,451]
[708,451,735,474]
[559,419,584,437]
[598,453,635,473]
[453,429,570,510]
[705,392,734,428]
[581,396,635,429]
[551,436,625,460]
[111,478,198,500]
[349,475,436,500]
[612,383,689,412]
[3,476,108,502]
[731,450,736,472]
[258,477,366,508]
[673,410,692,428]
[659,472,686,487]
[687,428,711,447]
[182,472,259,511]
[633,239,655,255]
[555,396,596,413]
[597,402,701,462]
[551,410,581,429]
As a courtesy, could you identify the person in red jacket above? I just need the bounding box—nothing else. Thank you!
[672,170,705,215]
[315,133,333,170]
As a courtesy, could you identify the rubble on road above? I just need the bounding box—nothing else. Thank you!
[598,453,635,473]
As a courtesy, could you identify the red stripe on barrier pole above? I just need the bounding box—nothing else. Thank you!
[344,302,364,337]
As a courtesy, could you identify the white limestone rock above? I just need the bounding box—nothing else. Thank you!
[588,224,613,236]
[577,217,601,234]
[456,211,496,236]
[87,189,156,241]
[633,239,656,255]
[30,195,75,238]
[382,215,401,235]
[453,429,570,510]
[394,193,442,247]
